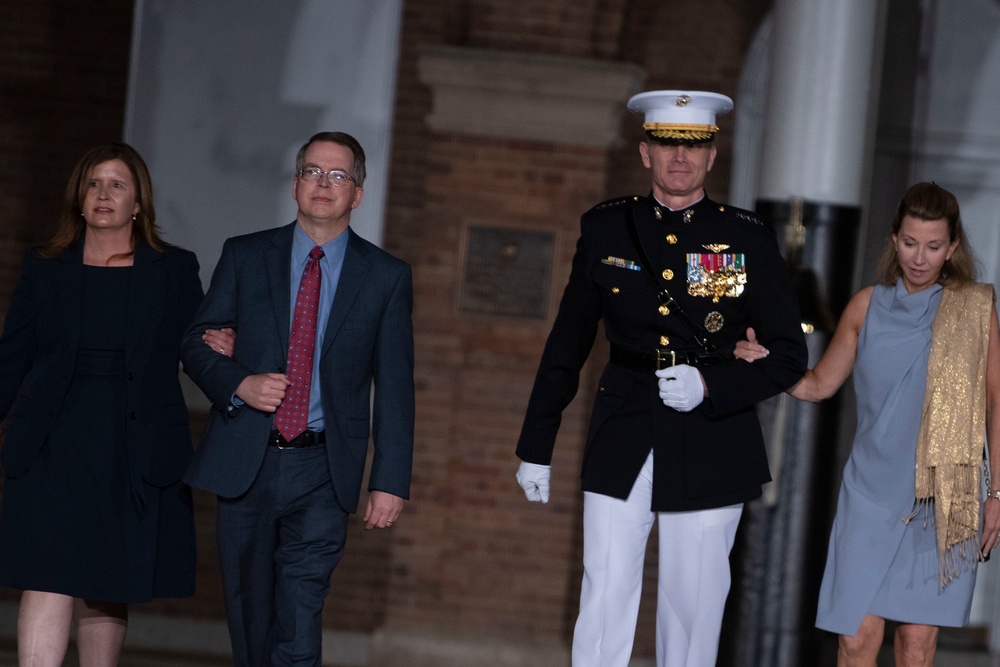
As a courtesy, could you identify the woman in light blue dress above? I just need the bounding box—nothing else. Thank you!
[738,182,1000,666]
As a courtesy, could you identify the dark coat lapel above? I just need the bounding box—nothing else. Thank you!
[126,242,166,365]
[265,223,296,354]
[55,245,85,357]
[321,229,369,360]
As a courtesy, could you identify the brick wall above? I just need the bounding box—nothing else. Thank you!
[377,0,771,659]
[0,0,770,661]
[0,0,135,314]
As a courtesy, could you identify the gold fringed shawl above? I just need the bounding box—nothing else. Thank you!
[910,282,995,587]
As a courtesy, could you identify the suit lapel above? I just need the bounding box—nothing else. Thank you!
[321,229,369,359]
[56,246,85,356]
[126,243,166,365]
[266,223,296,354]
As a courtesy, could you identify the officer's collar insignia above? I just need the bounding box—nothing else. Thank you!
[703,243,730,252]
[653,205,662,220]
[683,209,694,224]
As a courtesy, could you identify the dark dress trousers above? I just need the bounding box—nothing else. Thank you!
[0,242,203,600]
[517,193,808,511]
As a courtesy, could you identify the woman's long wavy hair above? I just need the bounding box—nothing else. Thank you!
[875,181,977,287]
[40,142,171,261]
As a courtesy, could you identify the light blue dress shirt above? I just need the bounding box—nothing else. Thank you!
[289,224,348,432]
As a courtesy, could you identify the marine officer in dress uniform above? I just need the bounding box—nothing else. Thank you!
[515,91,808,667]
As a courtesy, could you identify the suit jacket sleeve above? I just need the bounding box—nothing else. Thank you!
[368,262,415,499]
[516,230,602,465]
[0,248,40,420]
[180,238,253,410]
[698,223,807,416]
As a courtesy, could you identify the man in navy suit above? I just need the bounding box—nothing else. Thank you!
[181,131,414,666]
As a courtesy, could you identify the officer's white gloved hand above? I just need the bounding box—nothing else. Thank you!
[655,364,705,412]
[516,461,551,503]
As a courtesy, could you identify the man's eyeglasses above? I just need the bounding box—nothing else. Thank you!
[297,167,357,186]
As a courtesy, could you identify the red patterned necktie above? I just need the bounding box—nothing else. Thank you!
[274,245,324,441]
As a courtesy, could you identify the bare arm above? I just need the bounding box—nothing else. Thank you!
[981,303,1000,555]
[735,288,873,402]
[789,287,872,402]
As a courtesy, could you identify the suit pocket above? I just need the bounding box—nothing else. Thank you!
[592,263,649,322]
[137,403,193,486]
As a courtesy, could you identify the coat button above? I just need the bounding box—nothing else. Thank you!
[658,305,670,316]
[611,287,620,294]
[659,336,670,346]
[661,269,673,280]
[666,234,678,244]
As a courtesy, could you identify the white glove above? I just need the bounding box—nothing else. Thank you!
[516,461,551,503]
[655,364,705,412]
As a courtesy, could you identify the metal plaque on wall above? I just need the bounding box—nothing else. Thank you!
[458,225,555,319]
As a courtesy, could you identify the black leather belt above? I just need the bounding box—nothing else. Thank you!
[268,428,326,449]
[610,344,729,372]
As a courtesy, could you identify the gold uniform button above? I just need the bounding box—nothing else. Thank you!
[658,305,670,316]
[659,336,670,346]
[666,234,678,244]
[661,269,674,280]
[611,287,620,294]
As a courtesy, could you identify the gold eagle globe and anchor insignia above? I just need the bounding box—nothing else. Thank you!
[704,311,724,333]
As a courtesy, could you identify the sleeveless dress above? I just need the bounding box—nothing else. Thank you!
[0,265,195,602]
[815,280,978,636]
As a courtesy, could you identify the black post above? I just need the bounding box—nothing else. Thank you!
[719,199,860,667]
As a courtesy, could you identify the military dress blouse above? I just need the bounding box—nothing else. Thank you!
[517,192,807,511]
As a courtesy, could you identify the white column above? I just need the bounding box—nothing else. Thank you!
[758,0,888,206]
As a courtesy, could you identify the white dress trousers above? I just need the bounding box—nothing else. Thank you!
[572,451,743,667]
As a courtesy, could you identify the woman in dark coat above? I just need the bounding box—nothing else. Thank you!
[0,143,203,665]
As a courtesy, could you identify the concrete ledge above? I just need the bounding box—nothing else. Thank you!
[366,627,569,667]
[0,602,368,666]
[418,45,645,148]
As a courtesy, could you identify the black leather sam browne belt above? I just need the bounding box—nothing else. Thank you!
[609,344,730,372]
